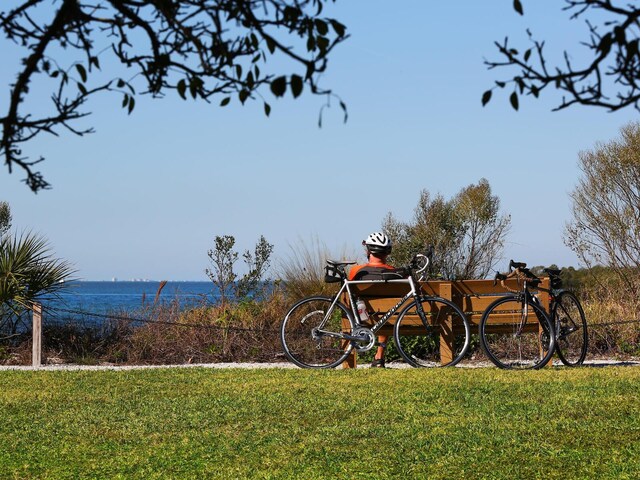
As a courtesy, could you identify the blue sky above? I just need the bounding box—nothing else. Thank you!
[1,1,638,280]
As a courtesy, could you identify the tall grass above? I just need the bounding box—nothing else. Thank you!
[277,235,357,299]
[581,279,640,357]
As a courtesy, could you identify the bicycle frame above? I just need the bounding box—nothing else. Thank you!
[316,275,423,342]
[515,281,537,336]
[496,270,551,338]
[537,284,581,340]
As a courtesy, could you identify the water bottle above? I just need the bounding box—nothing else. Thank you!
[356,299,369,322]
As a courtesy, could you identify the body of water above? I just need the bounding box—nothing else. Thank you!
[42,281,217,322]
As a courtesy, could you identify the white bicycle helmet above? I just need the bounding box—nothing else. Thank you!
[363,231,392,255]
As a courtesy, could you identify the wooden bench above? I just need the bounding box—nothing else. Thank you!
[341,277,550,368]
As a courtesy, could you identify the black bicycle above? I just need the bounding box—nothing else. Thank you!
[479,261,556,370]
[542,267,589,366]
[280,251,471,369]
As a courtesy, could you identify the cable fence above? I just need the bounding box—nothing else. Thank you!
[48,306,282,334]
[2,301,640,367]
[1,302,288,366]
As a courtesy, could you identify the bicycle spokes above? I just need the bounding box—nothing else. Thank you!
[281,297,353,369]
[553,291,588,366]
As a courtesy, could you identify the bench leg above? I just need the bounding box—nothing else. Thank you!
[341,316,357,368]
[438,283,455,365]
[440,318,454,365]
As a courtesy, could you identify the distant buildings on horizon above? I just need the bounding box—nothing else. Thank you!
[111,278,154,282]
[108,278,200,282]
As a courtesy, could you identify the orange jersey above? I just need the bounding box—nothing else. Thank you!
[348,262,395,280]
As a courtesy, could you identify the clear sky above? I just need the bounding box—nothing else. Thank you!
[1,1,638,281]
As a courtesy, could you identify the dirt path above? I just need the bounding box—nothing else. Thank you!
[2,359,639,371]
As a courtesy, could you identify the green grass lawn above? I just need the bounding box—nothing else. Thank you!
[1,366,639,479]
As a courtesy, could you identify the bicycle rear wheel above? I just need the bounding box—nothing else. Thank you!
[553,291,588,366]
[394,297,471,367]
[280,296,354,369]
[480,296,555,370]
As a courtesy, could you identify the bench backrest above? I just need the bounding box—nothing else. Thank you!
[346,278,551,327]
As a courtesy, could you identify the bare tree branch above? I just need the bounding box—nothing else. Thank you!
[484,0,640,113]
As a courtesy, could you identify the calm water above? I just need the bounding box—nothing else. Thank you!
[42,281,217,322]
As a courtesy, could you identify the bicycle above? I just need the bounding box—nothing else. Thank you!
[479,260,556,369]
[280,250,471,369]
[541,267,589,366]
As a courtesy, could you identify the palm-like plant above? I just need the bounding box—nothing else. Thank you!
[0,232,74,331]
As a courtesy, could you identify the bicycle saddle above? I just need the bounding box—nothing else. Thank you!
[544,268,561,277]
[326,259,356,266]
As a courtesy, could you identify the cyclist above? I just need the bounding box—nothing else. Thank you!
[349,231,395,368]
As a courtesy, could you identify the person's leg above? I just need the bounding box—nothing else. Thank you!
[374,335,387,360]
[371,335,388,367]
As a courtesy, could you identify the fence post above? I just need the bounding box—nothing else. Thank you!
[32,303,42,367]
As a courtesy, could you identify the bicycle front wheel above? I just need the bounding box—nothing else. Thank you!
[280,296,354,369]
[394,297,471,367]
[553,291,588,366]
[480,296,555,370]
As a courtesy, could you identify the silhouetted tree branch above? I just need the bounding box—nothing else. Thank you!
[484,0,640,113]
[1,0,348,191]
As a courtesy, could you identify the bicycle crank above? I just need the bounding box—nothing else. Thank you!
[352,327,376,352]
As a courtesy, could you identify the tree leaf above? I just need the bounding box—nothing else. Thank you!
[270,76,287,97]
[264,102,271,117]
[598,34,613,54]
[290,74,303,98]
[524,48,532,62]
[316,36,329,53]
[307,36,316,52]
[510,91,519,111]
[220,97,231,107]
[330,20,346,37]
[513,0,524,15]
[482,90,492,106]
[90,56,101,70]
[265,36,276,54]
[314,19,328,36]
[177,79,187,100]
[128,96,135,114]
[250,33,259,48]
[75,64,87,83]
